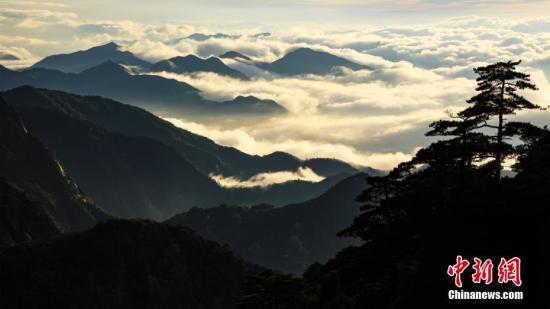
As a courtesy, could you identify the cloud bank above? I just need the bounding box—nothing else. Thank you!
[210,167,325,188]
[1,3,549,171]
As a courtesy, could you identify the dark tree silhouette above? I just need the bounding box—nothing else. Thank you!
[318,61,549,308]
[426,111,490,172]
[233,61,550,309]
[235,270,304,309]
[459,60,540,178]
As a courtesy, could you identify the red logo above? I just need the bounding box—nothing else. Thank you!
[498,257,522,287]
[447,255,470,288]
[447,256,522,288]
[472,257,494,285]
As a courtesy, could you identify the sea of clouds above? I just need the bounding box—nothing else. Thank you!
[1,2,550,174]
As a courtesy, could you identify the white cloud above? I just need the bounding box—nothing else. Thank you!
[164,117,418,170]
[511,18,550,33]
[1,6,549,171]
[0,7,77,29]
[0,43,39,68]
[210,167,324,188]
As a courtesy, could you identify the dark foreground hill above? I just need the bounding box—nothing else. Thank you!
[0,220,258,309]
[3,87,226,220]
[166,173,367,274]
[0,97,107,231]
[0,179,61,247]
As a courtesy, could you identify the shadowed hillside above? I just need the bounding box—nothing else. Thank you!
[0,97,107,231]
[0,220,261,309]
[166,173,367,274]
[1,87,358,219]
[0,179,61,247]
[3,86,352,179]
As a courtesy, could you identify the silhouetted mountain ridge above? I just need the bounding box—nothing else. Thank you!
[1,87,360,219]
[259,47,371,76]
[0,97,107,231]
[220,51,252,61]
[0,62,285,117]
[30,42,151,73]
[166,172,368,274]
[1,87,348,179]
[2,87,226,220]
[150,55,248,79]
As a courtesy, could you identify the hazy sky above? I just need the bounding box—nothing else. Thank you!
[1,0,550,171]
[2,0,550,25]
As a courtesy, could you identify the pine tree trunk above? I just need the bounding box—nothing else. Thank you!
[497,112,503,178]
[496,79,505,179]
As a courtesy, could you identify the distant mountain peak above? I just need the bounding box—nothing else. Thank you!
[100,42,120,49]
[179,54,201,60]
[285,47,343,59]
[172,55,222,64]
[260,47,371,76]
[227,95,284,110]
[219,51,252,61]
[85,42,121,52]
[263,151,300,161]
[80,60,130,76]
[150,54,248,80]
[29,43,150,73]
[185,33,241,42]
[206,56,223,62]
[233,95,256,101]
[290,47,314,53]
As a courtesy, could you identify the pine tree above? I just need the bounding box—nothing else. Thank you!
[459,60,540,178]
[426,111,490,171]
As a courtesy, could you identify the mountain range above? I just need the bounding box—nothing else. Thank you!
[149,55,249,79]
[0,85,371,277]
[30,42,151,73]
[1,87,354,179]
[25,42,370,79]
[1,87,363,220]
[5,43,373,120]
[259,47,371,76]
[0,61,286,118]
[0,140,274,308]
[166,172,367,274]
